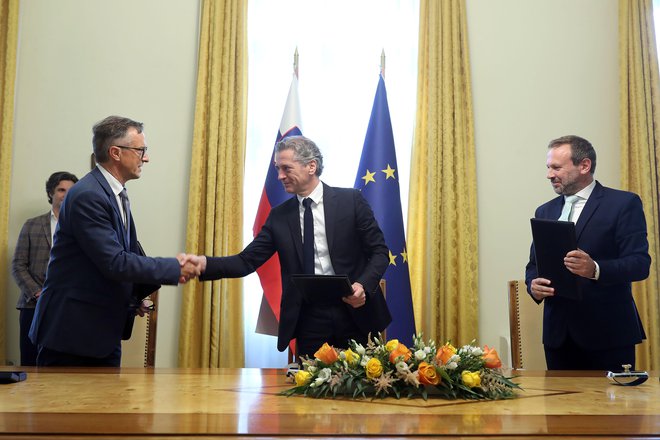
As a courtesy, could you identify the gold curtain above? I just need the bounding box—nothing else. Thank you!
[408,0,478,344]
[0,0,18,365]
[178,0,246,368]
[619,0,660,371]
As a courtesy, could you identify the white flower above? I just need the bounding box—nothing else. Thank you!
[312,368,332,387]
[360,355,370,367]
[395,361,410,373]
[424,346,431,354]
[414,349,426,361]
[449,354,460,363]
[355,344,366,356]
[446,361,458,370]
[471,347,483,356]
[308,366,317,374]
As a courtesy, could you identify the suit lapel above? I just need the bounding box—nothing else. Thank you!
[323,183,337,251]
[575,181,603,240]
[91,167,130,250]
[285,197,304,268]
[40,213,52,248]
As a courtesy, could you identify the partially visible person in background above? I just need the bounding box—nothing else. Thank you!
[11,171,79,366]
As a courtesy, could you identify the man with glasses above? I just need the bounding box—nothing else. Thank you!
[29,115,201,367]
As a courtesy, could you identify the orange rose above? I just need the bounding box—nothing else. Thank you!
[482,345,502,369]
[389,342,412,363]
[314,343,339,365]
[417,361,441,385]
[435,343,457,365]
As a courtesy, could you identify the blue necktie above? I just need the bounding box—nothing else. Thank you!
[302,198,314,274]
[558,195,579,222]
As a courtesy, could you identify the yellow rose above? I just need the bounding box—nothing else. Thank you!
[385,339,400,352]
[461,370,481,388]
[344,348,359,365]
[389,342,412,364]
[314,343,339,365]
[294,370,312,387]
[482,345,502,369]
[435,343,457,365]
[417,361,441,385]
[366,358,383,379]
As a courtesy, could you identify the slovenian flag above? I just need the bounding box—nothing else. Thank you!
[253,74,302,344]
[354,74,416,346]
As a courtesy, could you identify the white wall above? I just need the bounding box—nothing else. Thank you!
[4,0,620,367]
[467,0,619,364]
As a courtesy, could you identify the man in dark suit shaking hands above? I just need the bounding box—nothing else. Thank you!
[526,135,649,370]
[194,135,391,358]
[30,115,201,367]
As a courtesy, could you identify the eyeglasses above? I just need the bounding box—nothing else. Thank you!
[115,145,148,159]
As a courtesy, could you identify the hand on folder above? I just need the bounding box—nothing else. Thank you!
[563,249,597,279]
[342,282,367,308]
[530,248,595,301]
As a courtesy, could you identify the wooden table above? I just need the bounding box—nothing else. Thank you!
[1,367,658,439]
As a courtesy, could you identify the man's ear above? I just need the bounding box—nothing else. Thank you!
[580,158,592,175]
[308,160,317,175]
[108,146,121,161]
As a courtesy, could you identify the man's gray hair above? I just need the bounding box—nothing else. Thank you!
[275,135,324,176]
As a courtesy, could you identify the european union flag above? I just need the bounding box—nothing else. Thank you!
[354,74,416,346]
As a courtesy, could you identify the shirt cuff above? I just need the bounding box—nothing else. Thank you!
[592,261,600,280]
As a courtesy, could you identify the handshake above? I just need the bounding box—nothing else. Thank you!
[176,254,207,284]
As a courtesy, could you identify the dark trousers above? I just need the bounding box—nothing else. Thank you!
[18,308,38,366]
[294,302,366,359]
[37,345,122,367]
[544,334,636,371]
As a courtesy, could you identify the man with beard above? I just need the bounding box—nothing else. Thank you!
[525,135,649,370]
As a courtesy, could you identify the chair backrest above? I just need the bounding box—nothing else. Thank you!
[507,280,545,370]
[120,291,159,367]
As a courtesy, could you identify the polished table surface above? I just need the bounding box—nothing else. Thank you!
[0,367,659,439]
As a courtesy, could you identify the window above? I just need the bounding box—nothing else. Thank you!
[244,0,419,366]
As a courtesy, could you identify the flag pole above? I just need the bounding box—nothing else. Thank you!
[294,47,299,79]
[380,49,386,78]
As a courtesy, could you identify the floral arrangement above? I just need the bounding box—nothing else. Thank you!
[282,334,520,400]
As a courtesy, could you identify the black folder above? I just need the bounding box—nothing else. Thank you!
[530,218,582,300]
[290,274,353,305]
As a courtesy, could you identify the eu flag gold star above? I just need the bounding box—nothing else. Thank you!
[388,250,397,266]
[401,249,408,263]
[382,164,396,179]
[361,169,376,186]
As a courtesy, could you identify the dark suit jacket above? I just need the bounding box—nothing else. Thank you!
[201,183,392,352]
[12,212,51,309]
[525,181,649,351]
[29,167,181,358]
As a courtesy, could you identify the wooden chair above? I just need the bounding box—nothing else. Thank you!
[120,291,159,367]
[507,280,545,370]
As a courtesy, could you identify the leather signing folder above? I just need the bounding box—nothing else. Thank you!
[530,218,582,300]
[290,274,353,305]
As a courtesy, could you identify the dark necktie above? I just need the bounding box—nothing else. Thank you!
[119,188,131,230]
[302,198,314,274]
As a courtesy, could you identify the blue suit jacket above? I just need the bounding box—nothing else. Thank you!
[29,167,181,358]
[201,183,392,352]
[525,181,649,351]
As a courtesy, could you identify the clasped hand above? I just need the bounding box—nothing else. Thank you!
[176,254,207,284]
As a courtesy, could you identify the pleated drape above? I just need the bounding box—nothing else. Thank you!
[178,0,246,367]
[0,0,19,365]
[619,0,660,371]
[408,0,479,344]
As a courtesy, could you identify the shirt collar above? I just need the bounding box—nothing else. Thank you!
[572,179,596,200]
[97,164,125,196]
[297,180,323,205]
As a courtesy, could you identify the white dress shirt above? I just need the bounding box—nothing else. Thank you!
[297,181,335,275]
